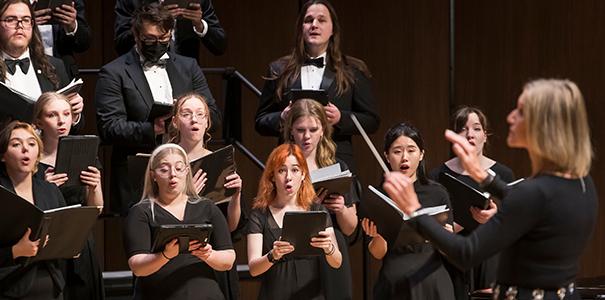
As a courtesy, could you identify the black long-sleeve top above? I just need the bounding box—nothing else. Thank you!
[414,174,598,289]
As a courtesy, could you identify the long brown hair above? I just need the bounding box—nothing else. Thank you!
[0,121,43,173]
[272,0,370,101]
[0,0,59,87]
[253,144,315,210]
[282,99,336,167]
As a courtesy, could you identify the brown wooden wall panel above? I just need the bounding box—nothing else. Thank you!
[454,0,605,277]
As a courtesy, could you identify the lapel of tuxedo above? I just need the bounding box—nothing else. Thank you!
[165,53,184,98]
[291,72,302,90]
[124,50,154,110]
[320,67,336,101]
[35,67,55,92]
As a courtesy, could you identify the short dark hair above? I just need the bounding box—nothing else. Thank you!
[132,2,174,38]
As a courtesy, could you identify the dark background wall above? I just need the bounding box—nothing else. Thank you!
[76,1,605,298]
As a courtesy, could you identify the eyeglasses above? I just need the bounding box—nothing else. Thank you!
[153,162,188,178]
[1,16,33,29]
[140,34,172,45]
[179,111,207,121]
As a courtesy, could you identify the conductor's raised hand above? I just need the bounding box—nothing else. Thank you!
[310,230,333,254]
[444,130,488,183]
[12,228,40,259]
[193,169,207,194]
[45,167,68,187]
[191,243,213,262]
[324,103,341,125]
[382,171,421,215]
[162,238,179,260]
[470,199,497,224]
[80,166,101,190]
[272,240,294,260]
[224,172,242,193]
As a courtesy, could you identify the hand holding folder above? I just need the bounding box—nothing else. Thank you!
[281,211,328,257]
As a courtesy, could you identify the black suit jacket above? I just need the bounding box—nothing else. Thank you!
[255,58,380,170]
[48,0,91,78]
[114,0,227,58]
[0,169,67,298]
[94,48,221,213]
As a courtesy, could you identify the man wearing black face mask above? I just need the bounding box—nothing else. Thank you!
[94,3,221,215]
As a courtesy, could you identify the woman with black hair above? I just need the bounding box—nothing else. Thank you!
[361,123,454,299]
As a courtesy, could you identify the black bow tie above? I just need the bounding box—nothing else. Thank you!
[303,57,324,68]
[5,57,30,75]
[142,58,168,69]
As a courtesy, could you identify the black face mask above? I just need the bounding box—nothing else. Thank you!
[140,42,170,62]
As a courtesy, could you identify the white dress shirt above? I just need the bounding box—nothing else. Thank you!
[139,51,173,105]
[3,50,42,100]
[301,52,327,90]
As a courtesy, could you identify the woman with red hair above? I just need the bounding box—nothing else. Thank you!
[247,143,342,299]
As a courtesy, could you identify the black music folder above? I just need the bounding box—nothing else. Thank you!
[0,78,83,123]
[441,172,491,231]
[151,224,213,253]
[33,0,72,10]
[54,135,100,187]
[0,82,35,122]
[359,185,449,245]
[128,154,151,201]
[161,0,196,8]
[147,102,173,121]
[282,89,329,108]
[190,145,237,204]
[310,163,354,198]
[0,185,100,264]
[281,211,328,257]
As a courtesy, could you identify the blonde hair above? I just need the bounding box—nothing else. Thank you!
[282,99,336,167]
[32,92,73,133]
[139,143,201,220]
[168,93,212,145]
[522,79,592,177]
[0,121,43,174]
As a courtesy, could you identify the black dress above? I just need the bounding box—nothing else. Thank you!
[124,198,233,300]
[0,169,66,299]
[214,201,247,300]
[430,162,514,297]
[247,203,333,300]
[36,163,104,300]
[414,175,598,299]
[373,181,454,300]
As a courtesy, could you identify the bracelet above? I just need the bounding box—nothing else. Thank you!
[267,249,278,263]
[161,251,172,260]
[479,168,497,189]
[325,243,336,256]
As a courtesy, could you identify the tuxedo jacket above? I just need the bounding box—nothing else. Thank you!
[0,168,67,298]
[50,0,91,78]
[255,57,380,170]
[94,48,221,213]
[114,0,227,58]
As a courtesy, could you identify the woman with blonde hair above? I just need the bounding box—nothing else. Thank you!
[168,92,244,300]
[384,79,597,299]
[0,121,67,299]
[247,143,342,299]
[124,143,235,300]
[282,98,357,299]
[32,92,104,300]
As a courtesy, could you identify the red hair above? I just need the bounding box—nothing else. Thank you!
[253,144,315,210]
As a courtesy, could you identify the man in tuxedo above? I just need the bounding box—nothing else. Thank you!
[0,0,84,130]
[95,2,221,214]
[114,0,226,59]
[32,0,91,78]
